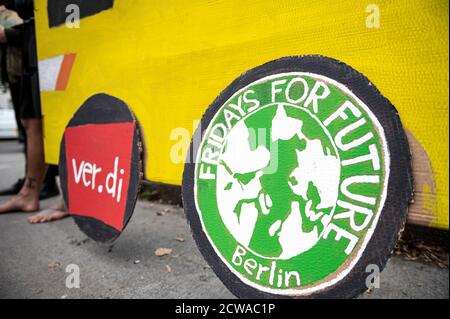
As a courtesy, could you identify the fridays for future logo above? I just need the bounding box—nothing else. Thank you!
[193,71,389,296]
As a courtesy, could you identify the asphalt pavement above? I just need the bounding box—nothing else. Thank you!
[0,140,448,299]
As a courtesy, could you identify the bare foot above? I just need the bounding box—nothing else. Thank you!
[27,201,69,224]
[0,193,39,214]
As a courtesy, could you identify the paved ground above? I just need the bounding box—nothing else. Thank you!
[0,140,448,299]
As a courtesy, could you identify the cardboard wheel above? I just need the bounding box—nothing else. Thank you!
[182,55,413,298]
[59,94,142,243]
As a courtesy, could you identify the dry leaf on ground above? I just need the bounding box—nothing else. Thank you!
[155,248,173,257]
[48,262,61,269]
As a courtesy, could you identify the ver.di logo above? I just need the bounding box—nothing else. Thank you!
[194,72,389,295]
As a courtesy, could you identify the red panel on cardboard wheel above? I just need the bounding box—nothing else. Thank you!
[65,122,135,231]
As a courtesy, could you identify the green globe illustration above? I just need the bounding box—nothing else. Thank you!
[216,104,341,259]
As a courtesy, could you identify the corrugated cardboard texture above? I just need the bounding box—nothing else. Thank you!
[34,0,448,229]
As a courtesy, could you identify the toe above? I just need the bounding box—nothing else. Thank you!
[27,216,39,224]
[39,216,51,223]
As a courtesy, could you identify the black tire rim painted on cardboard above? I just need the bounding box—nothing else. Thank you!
[59,93,142,243]
[182,55,413,299]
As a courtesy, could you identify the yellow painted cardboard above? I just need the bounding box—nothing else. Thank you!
[34,1,448,229]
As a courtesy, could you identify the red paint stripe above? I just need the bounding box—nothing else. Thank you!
[55,53,76,91]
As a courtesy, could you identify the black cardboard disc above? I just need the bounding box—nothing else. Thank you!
[59,93,142,243]
[182,55,413,299]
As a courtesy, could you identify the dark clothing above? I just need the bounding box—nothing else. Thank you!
[9,82,23,132]
[4,0,41,119]
[18,71,40,118]
[9,82,21,114]
[1,43,25,139]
